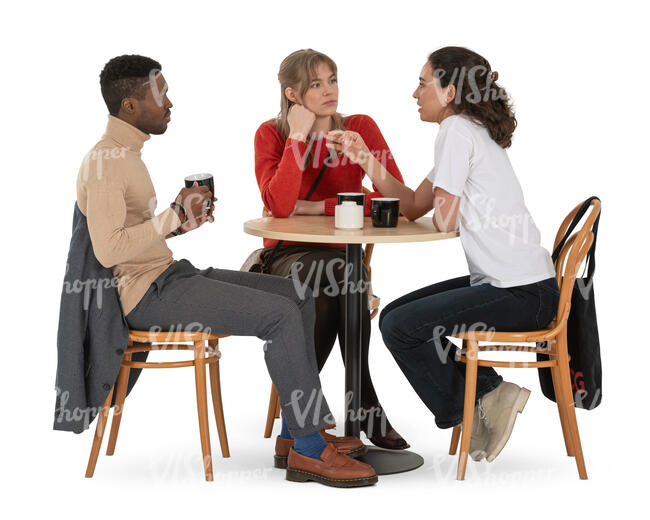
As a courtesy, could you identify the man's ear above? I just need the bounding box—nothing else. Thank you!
[285,87,298,104]
[120,97,137,115]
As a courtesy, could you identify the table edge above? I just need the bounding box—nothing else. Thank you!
[242,217,459,244]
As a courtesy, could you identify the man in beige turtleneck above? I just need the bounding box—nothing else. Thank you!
[71,54,377,487]
[76,62,213,315]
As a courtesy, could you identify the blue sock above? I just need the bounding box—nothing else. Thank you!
[280,415,291,439]
[294,430,327,460]
[281,415,327,460]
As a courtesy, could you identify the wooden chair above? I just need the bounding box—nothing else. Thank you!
[262,186,380,438]
[85,330,231,481]
[448,198,600,480]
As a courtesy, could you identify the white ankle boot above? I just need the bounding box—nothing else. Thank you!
[477,381,531,463]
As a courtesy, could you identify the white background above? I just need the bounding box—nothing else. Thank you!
[1,0,647,517]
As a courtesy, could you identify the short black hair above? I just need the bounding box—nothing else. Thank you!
[99,54,162,116]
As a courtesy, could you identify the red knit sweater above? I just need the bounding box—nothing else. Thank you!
[254,114,404,248]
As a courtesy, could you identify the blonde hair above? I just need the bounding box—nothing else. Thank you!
[275,49,345,142]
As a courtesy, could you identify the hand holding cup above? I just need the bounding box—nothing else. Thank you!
[173,181,215,234]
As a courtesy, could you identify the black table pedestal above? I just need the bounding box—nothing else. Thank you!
[344,244,424,475]
[356,447,424,475]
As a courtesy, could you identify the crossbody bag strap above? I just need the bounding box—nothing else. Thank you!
[262,160,330,270]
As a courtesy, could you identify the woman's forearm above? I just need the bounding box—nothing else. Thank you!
[362,156,425,220]
[294,199,325,215]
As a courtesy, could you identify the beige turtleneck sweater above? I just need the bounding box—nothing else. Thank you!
[76,115,182,315]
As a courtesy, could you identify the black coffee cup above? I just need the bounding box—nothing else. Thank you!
[184,173,214,213]
[337,192,365,207]
[371,198,400,228]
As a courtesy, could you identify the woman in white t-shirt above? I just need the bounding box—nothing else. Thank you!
[325,46,559,463]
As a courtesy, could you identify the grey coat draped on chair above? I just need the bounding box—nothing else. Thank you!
[53,203,147,433]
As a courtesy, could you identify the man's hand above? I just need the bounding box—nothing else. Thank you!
[172,181,216,234]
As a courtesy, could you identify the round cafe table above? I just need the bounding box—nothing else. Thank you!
[243,215,459,475]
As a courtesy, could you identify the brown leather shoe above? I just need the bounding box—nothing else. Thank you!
[363,427,410,450]
[359,411,410,450]
[286,444,377,487]
[274,431,367,469]
[321,429,367,456]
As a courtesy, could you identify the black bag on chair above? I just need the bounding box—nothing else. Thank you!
[536,196,602,410]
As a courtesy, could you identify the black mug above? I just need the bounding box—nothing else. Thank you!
[337,192,365,207]
[371,198,400,228]
[184,173,214,214]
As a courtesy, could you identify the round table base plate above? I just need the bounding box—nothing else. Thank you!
[355,446,424,475]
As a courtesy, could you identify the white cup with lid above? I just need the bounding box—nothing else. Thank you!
[335,201,364,229]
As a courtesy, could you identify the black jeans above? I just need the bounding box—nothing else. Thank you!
[379,275,560,429]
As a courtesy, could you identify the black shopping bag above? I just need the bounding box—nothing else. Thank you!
[536,196,602,410]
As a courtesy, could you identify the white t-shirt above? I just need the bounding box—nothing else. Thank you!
[426,114,555,288]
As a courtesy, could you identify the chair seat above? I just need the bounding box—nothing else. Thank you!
[128,329,228,343]
[450,321,558,343]
[87,328,231,482]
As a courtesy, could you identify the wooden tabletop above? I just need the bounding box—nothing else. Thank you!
[243,215,459,244]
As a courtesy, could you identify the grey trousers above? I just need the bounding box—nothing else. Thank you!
[125,258,333,437]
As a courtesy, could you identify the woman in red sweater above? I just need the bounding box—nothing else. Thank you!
[254,49,408,449]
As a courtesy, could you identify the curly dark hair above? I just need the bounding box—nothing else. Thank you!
[99,55,162,116]
[428,46,517,148]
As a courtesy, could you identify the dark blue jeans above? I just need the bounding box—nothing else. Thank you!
[379,275,560,429]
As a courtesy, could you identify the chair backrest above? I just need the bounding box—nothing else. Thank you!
[552,198,601,325]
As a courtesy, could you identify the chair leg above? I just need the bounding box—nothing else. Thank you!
[264,384,279,438]
[85,387,114,478]
[106,351,132,456]
[449,426,461,455]
[194,340,213,481]
[457,340,478,480]
[208,339,230,458]
[556,332,588,479]
[550,357,574,457]
[274,390,281,419]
